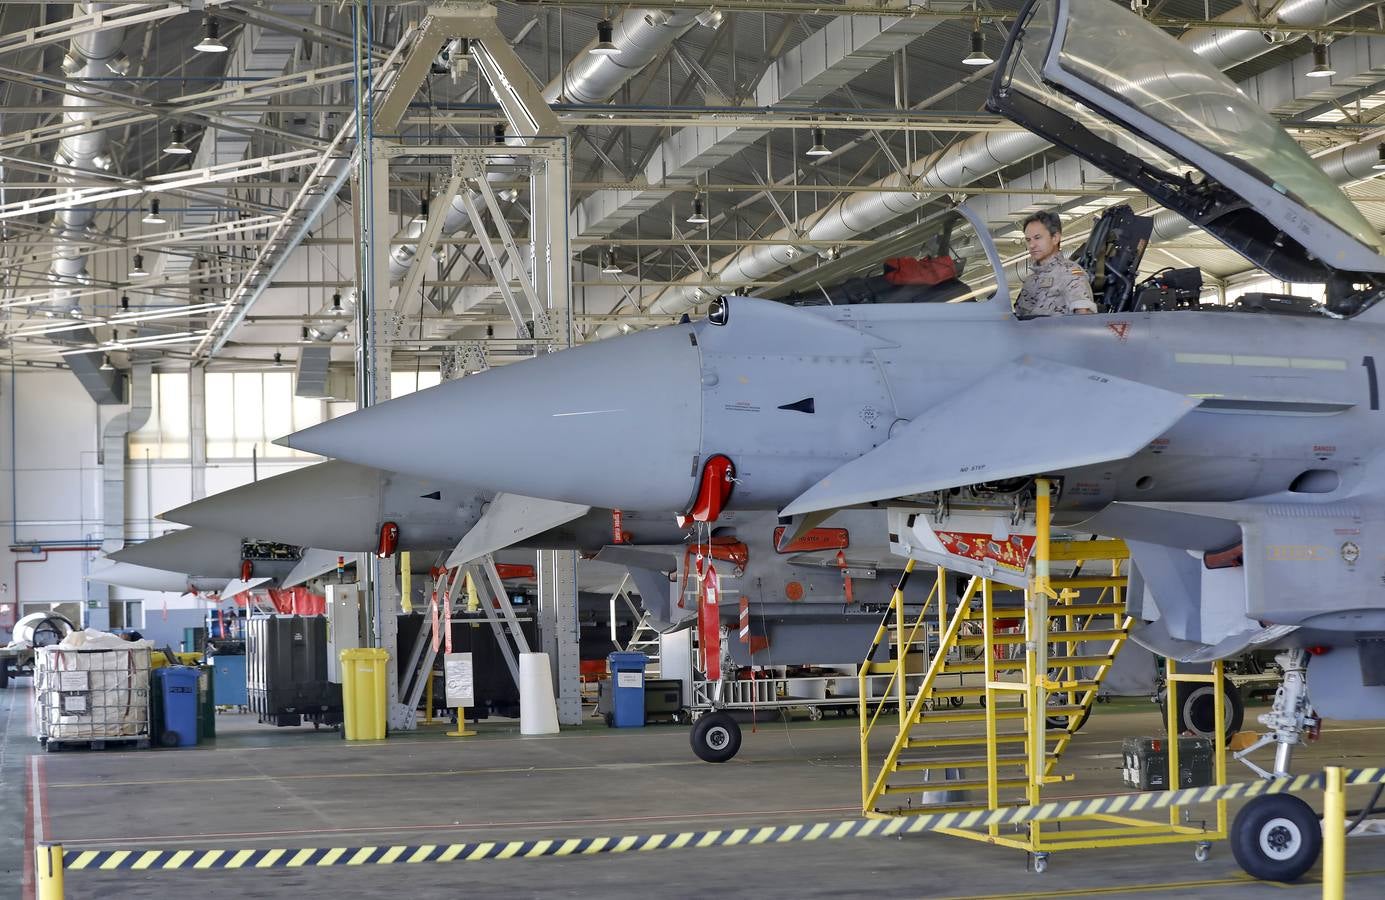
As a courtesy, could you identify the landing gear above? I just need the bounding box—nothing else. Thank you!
[1231,794,1322,882]
[690,711,741,763]
[1233,650,1318,779]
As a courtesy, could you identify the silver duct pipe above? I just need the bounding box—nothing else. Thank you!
[1179,0,1372,71]
[308,7,690,342]
[605,0,1381,335]
[544,10,698,105]
[100,361,152,554]
[50,2,129,300]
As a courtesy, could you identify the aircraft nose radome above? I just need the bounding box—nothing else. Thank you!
[161,460,383,550]
[279,324,704,512]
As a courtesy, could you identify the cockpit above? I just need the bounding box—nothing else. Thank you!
[764,0,1385,319]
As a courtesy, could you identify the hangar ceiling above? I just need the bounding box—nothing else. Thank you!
[1,0,1384,375]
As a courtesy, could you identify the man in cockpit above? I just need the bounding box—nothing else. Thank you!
[1015,211,1097,317]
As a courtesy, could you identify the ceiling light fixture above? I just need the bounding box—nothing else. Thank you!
[687,196,709,225]
[331,292,344,314]
[1307,41,1335,78]
[129,254,148,278]
[163,124,191,155]
[963,27,993,66]
[696,8,724,29]
[1374,143,1385,171]
[493,122,507,144]
[806,126,831,157]
[194,17,228,53]
[273,351,283,367]
[591,19,620,56]
[141,198,166,225]
[601,249,622,274]
[411,196,430,227]
[99,354,114,371]
[120,294,130,311]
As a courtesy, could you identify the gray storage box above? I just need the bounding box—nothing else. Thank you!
[1121,736,1214,791]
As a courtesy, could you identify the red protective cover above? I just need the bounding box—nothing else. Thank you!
[883,255,957,286]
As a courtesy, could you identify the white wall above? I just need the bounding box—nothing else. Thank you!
[0,367,315,641]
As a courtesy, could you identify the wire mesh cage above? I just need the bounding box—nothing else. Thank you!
[34,645,151,745]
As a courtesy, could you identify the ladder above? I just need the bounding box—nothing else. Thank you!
[860,488,1132,820]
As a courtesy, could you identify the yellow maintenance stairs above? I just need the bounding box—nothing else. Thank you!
[860,479,1227,863]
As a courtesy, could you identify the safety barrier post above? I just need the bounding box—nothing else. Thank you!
[36,844,63,900]
[1322,766,1345,900]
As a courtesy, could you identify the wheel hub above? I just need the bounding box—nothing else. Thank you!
[1259,817,1301,861]
[707,727,729,750]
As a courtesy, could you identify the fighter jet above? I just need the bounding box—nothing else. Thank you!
[160,459,687,557]
[285,0,1384,800]
[104,526,343,596]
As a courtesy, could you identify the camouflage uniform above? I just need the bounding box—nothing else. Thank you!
[1015,253,1097,317]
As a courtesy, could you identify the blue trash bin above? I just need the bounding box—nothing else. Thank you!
[155,666,201,747]
[607,652,648,728]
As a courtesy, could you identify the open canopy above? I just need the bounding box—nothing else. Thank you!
[989,0,1385,314]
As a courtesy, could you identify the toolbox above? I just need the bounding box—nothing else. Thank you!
[1121,736,1214,791]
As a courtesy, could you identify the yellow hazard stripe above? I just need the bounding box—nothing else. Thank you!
[53,768,1385,872]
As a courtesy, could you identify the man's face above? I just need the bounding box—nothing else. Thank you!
[1024,222,1060,264]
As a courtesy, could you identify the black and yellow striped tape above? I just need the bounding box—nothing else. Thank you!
[59,767,1385,871]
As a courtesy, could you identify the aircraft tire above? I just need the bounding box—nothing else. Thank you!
[1231,794,1321,882]
[690,711,741,763]
[1163,678,1244,741]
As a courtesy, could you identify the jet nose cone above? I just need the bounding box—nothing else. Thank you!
[280,324,704,511]
[162,460,384,550]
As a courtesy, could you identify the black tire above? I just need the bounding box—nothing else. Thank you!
[0,662,8,689]
[603,711,614,727]
[159,730,180,748]
[690,711,741,763]
[1163,678,1244,741]
[1046,703,1092,732]
[948,695,964,708]
[1231,794,1322,882]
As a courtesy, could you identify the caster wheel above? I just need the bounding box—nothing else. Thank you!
[690,711,741,763]
[1032,853,1049,874]
[1194,841,1211,863]
[603,712,614,727]
[948,696,964,708]
[808,707,824,722]
[159,730,180,748]
[1231,794,1322,882]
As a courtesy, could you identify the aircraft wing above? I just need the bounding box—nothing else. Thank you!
[282,548,351,588]
[219,576,272,598]
[446,492,591,567]
[781,357,1197,516]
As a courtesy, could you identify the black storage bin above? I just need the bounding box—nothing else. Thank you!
[246,615,342,727]
[1122,736,1214,790]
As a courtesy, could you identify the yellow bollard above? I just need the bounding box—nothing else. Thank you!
[36,844,64,900]
[1323,766,1345,900]
[446,705,477,737]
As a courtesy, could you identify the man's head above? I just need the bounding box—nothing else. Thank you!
[1022,211,1063,264]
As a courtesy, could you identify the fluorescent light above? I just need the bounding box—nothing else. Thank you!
[194,17,228,53]
[590,20,620,56]
[806,127,831,157]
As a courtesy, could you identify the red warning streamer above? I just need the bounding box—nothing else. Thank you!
[699,564,721,682]
[836,551,855,605]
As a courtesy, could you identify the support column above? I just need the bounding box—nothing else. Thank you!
[538,549,582,725]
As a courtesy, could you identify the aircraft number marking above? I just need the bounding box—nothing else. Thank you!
[1364,356,1380,411]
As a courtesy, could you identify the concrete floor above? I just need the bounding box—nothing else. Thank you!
[4,682,1385,899]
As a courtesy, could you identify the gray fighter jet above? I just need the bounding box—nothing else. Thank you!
[160,460,688,557]
[284,0,1383,824]
[104,526,342,596]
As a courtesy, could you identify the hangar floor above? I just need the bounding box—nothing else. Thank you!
[5,683,1385,899]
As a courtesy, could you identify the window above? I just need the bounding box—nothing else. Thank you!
[206,372,325,458]
[391,369,441,398]
[108,600,142,631]
[129,373,190,459]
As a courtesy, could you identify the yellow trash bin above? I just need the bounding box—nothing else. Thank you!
[340,648,390,740]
